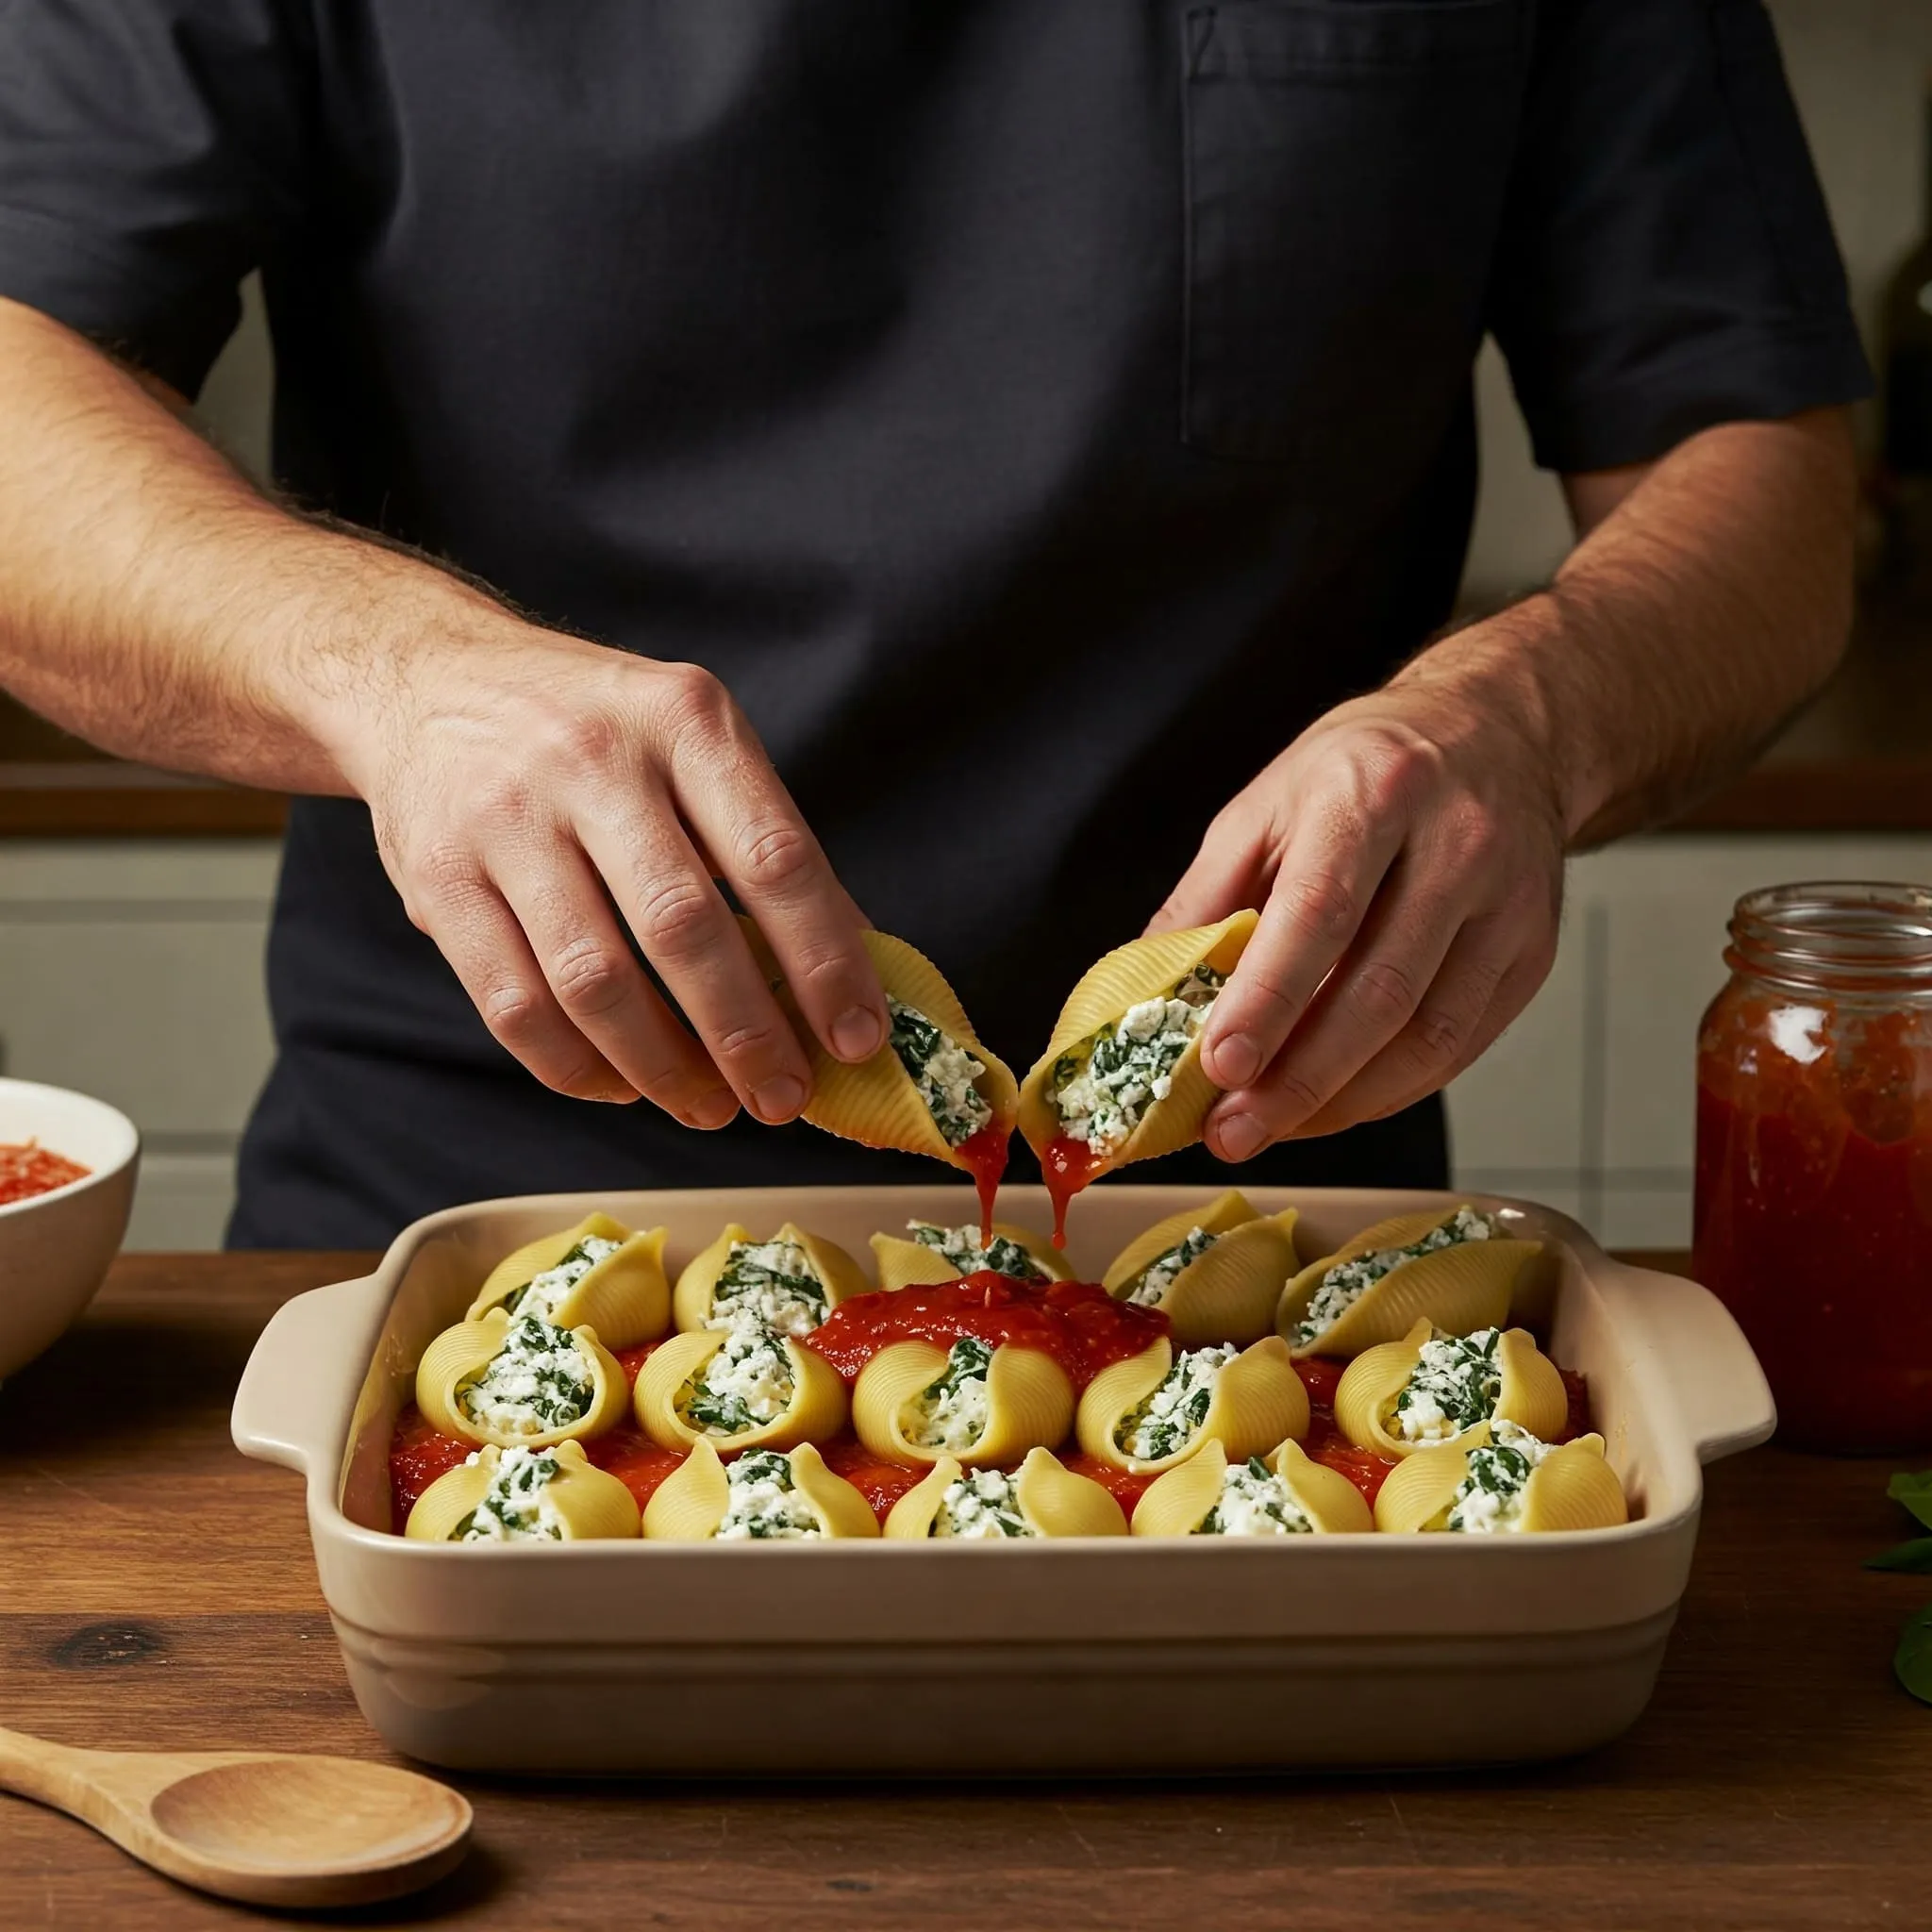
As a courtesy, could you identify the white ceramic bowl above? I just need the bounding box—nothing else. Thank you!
[0,1077,139,1380]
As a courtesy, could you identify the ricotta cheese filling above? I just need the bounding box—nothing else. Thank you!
[1115,1343,1238,1461]
[450,1446,566,1541]
[715,1449,823,1541]
[888,998,992,1148]
[502,1233,624,1321]
[1291,1206,1498,1348]
[932,1468,1034,1539]
[908,1221,1044,1282]
[1125,1224,1219,1307]
[1444,1420,1554,1533]
[1391,1325,1504,1442]
[680,1327,795,1438]
[905,1336,994,1451]
[1050,963,1224,1156]
[707,1238,827,1340]
[457,1313,596,1436]
[1197,1455,1313,1536]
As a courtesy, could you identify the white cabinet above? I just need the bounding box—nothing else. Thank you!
[1446,836,1932,1247]
[0,841,279,1248]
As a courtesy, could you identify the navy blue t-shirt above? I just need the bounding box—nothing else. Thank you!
[0,2,1870,1244]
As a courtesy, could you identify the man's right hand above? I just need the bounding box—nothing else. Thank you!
[335,620,889,1127]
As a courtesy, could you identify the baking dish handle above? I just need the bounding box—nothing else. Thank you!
[1611,1262,1776,1464]
[231,1274,391,1476]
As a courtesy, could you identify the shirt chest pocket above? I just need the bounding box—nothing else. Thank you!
[1182,0,1529,464]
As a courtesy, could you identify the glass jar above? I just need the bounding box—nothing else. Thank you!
[1693,882,1932,1453]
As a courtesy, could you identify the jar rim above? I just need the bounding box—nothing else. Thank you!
[1728,880,1932,992]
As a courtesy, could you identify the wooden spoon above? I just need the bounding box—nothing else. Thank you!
[0,1723,472,1907]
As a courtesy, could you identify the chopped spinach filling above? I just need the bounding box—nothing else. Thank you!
[908,1221,1044,1282]
[717,1449,821,1541]
[1052,963,1224,1156]
[1197,1455,1312,1537]
[500,1233,623,1319]
[888,998,992,1148]
[680,1326,795,1438]
[1444,1421,1552,1534]
[933,1468,1034,1539]
[906,1336,994,1451]
[1115,1344,1237,1461]
[1125,1224,1219,1307]
[708,1238,827,1339]
[457,1313,595,1435]
[450,1446,564,1542]
[1391,1326,1504,1442]
[1291,1206,1497,1348]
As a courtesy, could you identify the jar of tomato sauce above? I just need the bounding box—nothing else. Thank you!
[1693,882,1932,1453]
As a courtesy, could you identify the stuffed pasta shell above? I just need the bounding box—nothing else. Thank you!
[405,1440,640,1542]
[643,1440,878,1541]
[635,1324,848,1454]
[739,919,1017,1222]
[672,1222,867,1338]
[1333,1318,1567,1457]
[870,1220,1069,1291]
[465,1211,670,1350]
[416,1308,629,1450]
[884,1447,1126,1539]
[1075,1335,1307,1474]
[1374,1421,1628,1535]
[852,1337,1074,1467]
[1133,1438,1374,1537]
[1102,1190,1297,1347]
[1276,1206,1539,1358]
[1018,910,1257,1239]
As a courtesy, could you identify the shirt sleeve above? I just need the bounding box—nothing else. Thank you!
[1487,0,1872,475]
[0,0,312,397]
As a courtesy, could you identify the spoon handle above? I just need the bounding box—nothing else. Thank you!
[0,1723,98,1812]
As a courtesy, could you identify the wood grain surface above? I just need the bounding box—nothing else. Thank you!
[1,1252,1927,1931]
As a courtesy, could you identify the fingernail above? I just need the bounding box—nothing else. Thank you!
[1214,1111,1267,1163]
[750,1074,807,1124]
[1211,1032,1263,1089]
[832,1006,884,1060]
[688,1088,739,1130]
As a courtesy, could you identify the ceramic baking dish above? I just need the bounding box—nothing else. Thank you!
[232,1184,1773,1775]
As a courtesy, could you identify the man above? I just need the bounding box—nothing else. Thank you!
[0,2,1863,1246]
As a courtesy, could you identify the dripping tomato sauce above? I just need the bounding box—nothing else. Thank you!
[953,1124,1009,1246]
[805,1273,1167,1388]
[1040,1136,1103,1248]
[0,1140,90,1206]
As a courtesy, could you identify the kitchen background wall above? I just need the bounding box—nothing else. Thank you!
[3,0,1925,1248]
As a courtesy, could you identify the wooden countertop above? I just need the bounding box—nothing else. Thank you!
[1,1252,1926,1930]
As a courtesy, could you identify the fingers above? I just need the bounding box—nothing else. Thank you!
[1196,791,1408,1095]
[577,791,819,1125]
[1142,801,1272,940]
[486,840,740,1128]
[400,843,641,1107]
[657,666,888,1064]
[1284,917,1547,1139]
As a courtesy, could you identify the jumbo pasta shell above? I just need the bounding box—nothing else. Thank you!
[1013,1447,1128,1536]
[467,1213,671,1349]
[1372,1437,1473,1534]
[1131,1437,1373,1537]
[1017,910,1258,1179]
[1077,1336,1308,1473]
[788,1441,883,1540]
[883,1451,1125,1537]
[870,1223,1070,1291]
[1104,1194,1298,1348]
[852,1339,1074,1467]
[1277,1208,1539,1358]
[415,1310,629,1450]
[671,1221,868,1334]
[404,1439,641,1541]
[635,1328,849,1453]
[1333,1321,1567,1457]
[739,918,1017,1168]
[1519,1436,1627,1533]
[642,1438,732,1541]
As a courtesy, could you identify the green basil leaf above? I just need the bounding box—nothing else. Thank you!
[1886,1471,1932,1532]
[1865,1538,1932,1574]
[1894,1606,1932,1707]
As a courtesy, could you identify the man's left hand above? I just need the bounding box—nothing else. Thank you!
[1146,681,1567,1160]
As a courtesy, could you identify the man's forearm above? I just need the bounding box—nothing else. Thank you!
[1391,408,1858,847]
[0,295,517,791]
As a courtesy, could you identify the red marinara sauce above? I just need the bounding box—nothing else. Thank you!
[0,1140,90,1206]
[818,1434,929,1523]
[953,1124,1010,1245]
[387,1403,474,1534]
[1041,1137,1103,1248]
[1692,884,1932,1452]
[805,1272,1168,1388]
